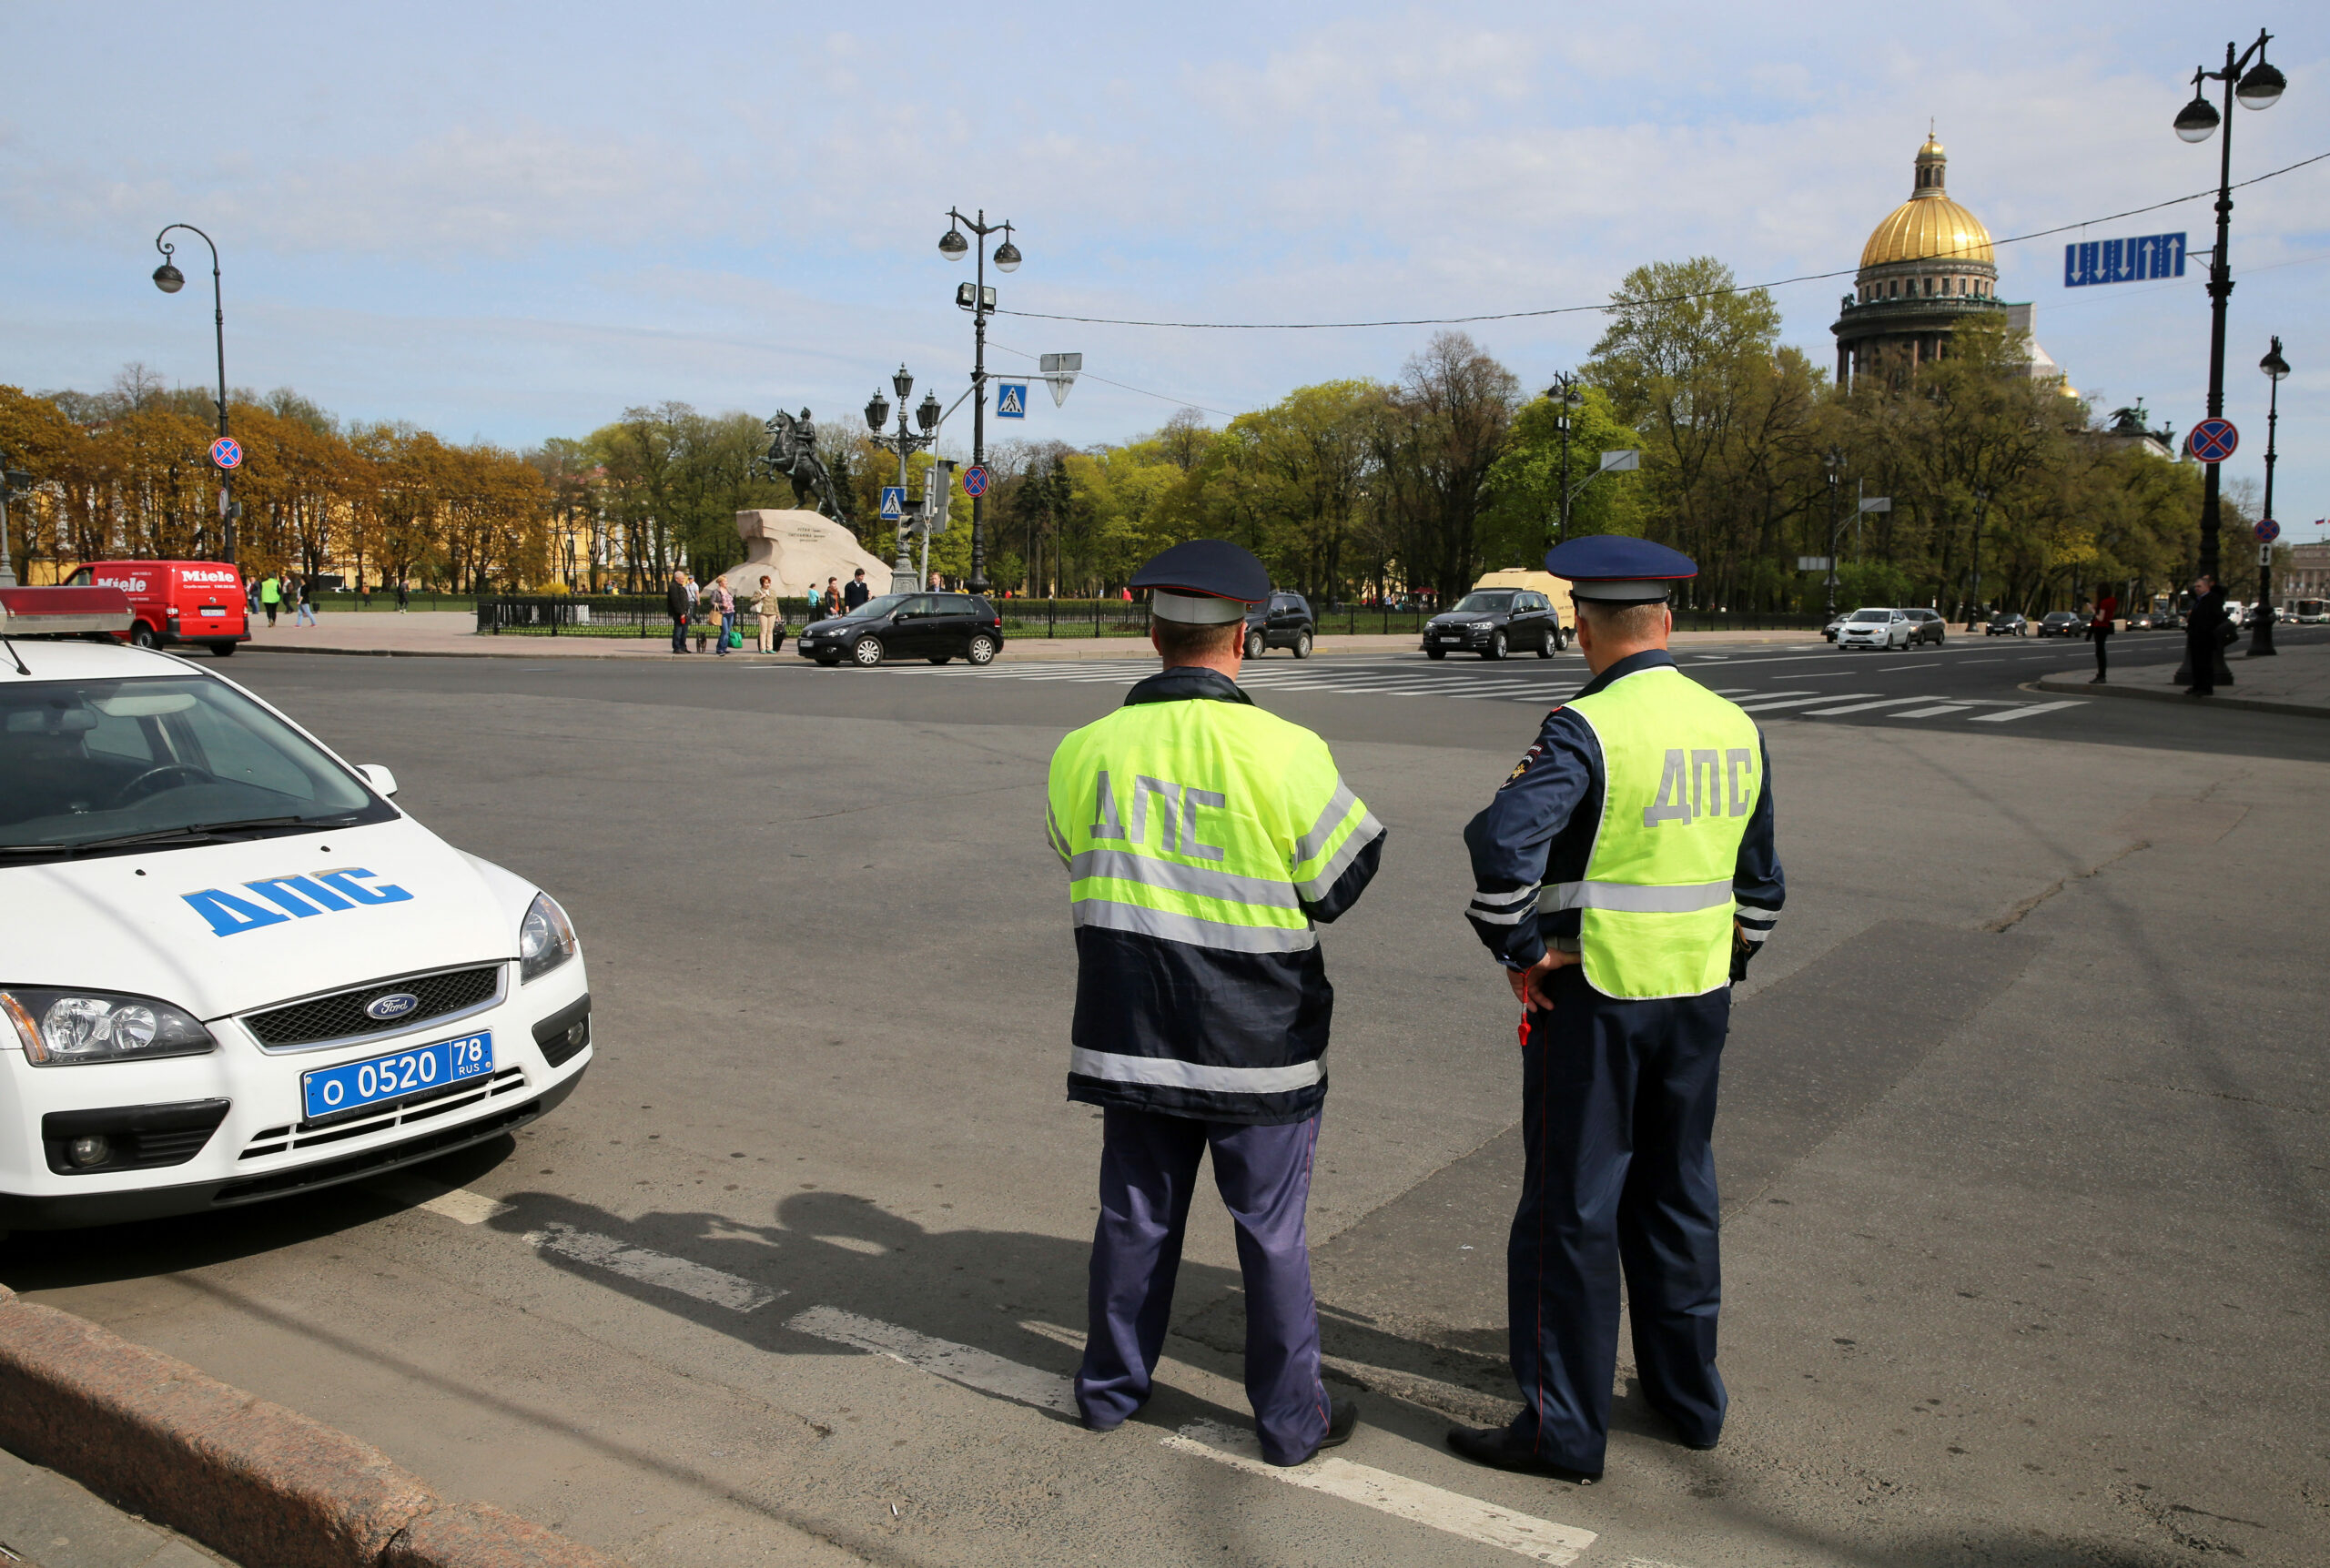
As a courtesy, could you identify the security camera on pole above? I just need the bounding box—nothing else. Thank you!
[937,207,1022,595]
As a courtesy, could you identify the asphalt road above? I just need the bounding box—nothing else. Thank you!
[3,640,2324,1568]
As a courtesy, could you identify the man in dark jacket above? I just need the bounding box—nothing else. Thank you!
[665,571,692,653]
[2184,573,2226,696]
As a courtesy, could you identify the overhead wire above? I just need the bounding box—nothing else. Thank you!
[995,149,2330,331]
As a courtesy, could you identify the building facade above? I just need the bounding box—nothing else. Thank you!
[1833,136,2009,389]
[2279,541,2330,607]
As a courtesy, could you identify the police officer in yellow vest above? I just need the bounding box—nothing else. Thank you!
[1046,539,1383,1466]
[1448,535,1784,1485]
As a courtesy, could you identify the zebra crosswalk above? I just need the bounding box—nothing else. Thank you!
[863,657,2085,727]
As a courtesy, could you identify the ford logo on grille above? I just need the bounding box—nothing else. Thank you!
[365,992,421,1021]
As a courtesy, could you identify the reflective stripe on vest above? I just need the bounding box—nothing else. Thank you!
[1564,666,1761,998]
[1069,1047,1323,1094]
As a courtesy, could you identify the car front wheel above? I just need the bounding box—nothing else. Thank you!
[130,624,158,649]
[1484,631,1506,661]
[851,636,884,667]
[1425,648,1446,660]
[210,641,237,657]
[1535,630,1555,658]
[967,633,998,665]
[1246,630,1266,660]
[1292,631,1312,660]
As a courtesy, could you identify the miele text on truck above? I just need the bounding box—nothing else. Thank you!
[64,560,249,657]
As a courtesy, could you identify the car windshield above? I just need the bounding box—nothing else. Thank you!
[844,594,912,618]
[1849,609,1891,622]
[1454,592,1515,612]
[0,676,391,861]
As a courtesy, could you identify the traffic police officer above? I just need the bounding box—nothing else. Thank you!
[1046,539,1384,1466]
[1448,535,1784,1484]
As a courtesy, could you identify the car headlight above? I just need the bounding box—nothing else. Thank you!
[0,988,218,1066]
[519,892,579,984]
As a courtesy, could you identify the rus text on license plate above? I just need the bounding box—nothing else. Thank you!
[301,1032,493,1120]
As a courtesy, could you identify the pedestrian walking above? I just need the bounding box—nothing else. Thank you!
[1046,539,1385,1469]
[2183,572,2227,696]
[754,575,783,652]
[259,572,282,627]
[294,577,317,627]
[710,579,736,655]
[823,578,844,620]
[844,569,871,611]
[396,578,410,613]
[1449,535,1785,1486]
[2088,591,2118,683]
[665,570,691,653]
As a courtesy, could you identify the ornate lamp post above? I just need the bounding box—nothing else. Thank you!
[865,365,945,592]
[0,454,35,589]
[151,223,239,564]
[1546,373,1582,547]
[2249,336,2288,656]
[937,207,1019,594]
[2172,26,2286,685]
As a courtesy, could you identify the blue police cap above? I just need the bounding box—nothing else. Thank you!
[1544,535,1697,602]
[1131,540,1272,623]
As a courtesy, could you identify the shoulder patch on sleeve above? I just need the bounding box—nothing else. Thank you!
[1503,742,1545,787]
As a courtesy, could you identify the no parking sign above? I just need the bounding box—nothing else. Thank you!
[209,435,243,470]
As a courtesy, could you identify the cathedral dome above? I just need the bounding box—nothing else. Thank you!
[1859,134,1994,268]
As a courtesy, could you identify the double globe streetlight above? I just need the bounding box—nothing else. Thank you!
[937,207,1018,594]
[2250,336,2289,656]
[866,365,945,592]
[151,223,239,564]
[2171,26,2285,686]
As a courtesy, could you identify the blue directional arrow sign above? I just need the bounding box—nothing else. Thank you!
[879,486,906,522]
[2186,419,2238,464]
[996,382,1028,419]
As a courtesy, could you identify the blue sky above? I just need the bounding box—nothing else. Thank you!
[5,3,2325,536]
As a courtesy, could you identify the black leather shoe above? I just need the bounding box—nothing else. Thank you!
[1445,1425,1599,1484]
[1270,1399,1360,1467]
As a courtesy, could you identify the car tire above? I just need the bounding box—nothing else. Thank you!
[210,641,237,657]
[927,656,952,664]
[851,636,884,667]
[1556,628,1570,651]
[1292,630,1313,660]
[1484,631,1506,661]
[816,653,840,666]
[967,634,998,666]
[1246,630,1266,660]
[1426,648,1446,660]
[1535,631,1554,658]
[130,624,158,649]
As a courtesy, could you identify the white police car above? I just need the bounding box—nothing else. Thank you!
[0,587,590,1230]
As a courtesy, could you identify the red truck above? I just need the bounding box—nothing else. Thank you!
[62,560,249,656]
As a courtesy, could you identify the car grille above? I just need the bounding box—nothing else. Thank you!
[242,964,502,1048]
[237,1065,532,1159]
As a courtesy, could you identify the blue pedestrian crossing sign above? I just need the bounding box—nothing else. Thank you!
[996,382,1028,419]
[879,486,907,521]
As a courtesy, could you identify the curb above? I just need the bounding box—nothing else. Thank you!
[2033,673,2330,720]
[0,1283,624,1568]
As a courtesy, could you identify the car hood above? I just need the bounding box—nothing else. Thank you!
[1432,613,1493,626]
[0,816,519,1022]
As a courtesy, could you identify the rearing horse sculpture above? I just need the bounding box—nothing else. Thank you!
[756,409,851,526]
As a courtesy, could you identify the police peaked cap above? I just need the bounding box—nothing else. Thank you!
[1131,540,1273,624]
[1545,534,1697,602]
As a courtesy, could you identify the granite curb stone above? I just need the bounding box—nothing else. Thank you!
[0,1286,624,1568]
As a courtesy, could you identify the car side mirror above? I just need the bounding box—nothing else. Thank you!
[358,764,400,798]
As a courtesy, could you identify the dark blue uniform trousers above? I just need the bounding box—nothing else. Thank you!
[1076,1107,1331,1465]
[1507,966,1730,1474]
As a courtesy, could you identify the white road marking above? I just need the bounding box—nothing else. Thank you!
[1801,696,1936,715]
[1890,703,1976,718]
[785,1306,1079,1415]
[370,1177,512,1225]
[1735,693,1878,713]
[1970,700,2085,722]
[1164,1418,1598,1564]
[528,1222,782,1313]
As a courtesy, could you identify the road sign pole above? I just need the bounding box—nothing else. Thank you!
[2251,354,2281,656]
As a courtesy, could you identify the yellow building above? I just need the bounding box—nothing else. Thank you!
[1832,133,2010,388]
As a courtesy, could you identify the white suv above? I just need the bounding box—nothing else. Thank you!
[1836,607,1910,650]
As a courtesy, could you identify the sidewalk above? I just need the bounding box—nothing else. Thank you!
[2035,637,2330,718]
[1,1446,226,1568]
[234,612,1820,663]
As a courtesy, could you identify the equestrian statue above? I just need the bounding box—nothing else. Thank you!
[756,409,851,525]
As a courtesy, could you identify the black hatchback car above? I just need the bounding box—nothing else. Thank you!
[1243,592,1316,659]
[1423,589,1565,659]
[796,592,1004,667]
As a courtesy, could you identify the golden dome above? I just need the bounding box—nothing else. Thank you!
[1859,133,1994,268]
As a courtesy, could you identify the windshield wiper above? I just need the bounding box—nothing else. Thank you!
[0,814,361,859]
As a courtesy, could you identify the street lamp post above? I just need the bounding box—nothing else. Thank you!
[865,365,945,593]
[0,454,35,589]
[2172,25,2286,685]
[1966,486,1991,629]
[1823,451,1841,622]
[151,224,238,565]
[2250,335,2287,656]
[937,207,1019,595]
[1546,373,1582,547]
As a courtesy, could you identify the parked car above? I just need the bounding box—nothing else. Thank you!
[1244,592,1316,659]
[1423,589,1563,660]
[1985,612,2030,637]
[1823,614,1846,642]
[1835,607,1912,650]
[795,592,1004,667]
[1900,608,1947,646]
[2037,612,2087,639]
[62,560,248,657]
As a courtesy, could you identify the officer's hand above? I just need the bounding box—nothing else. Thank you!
[1506,950,1578,1011]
